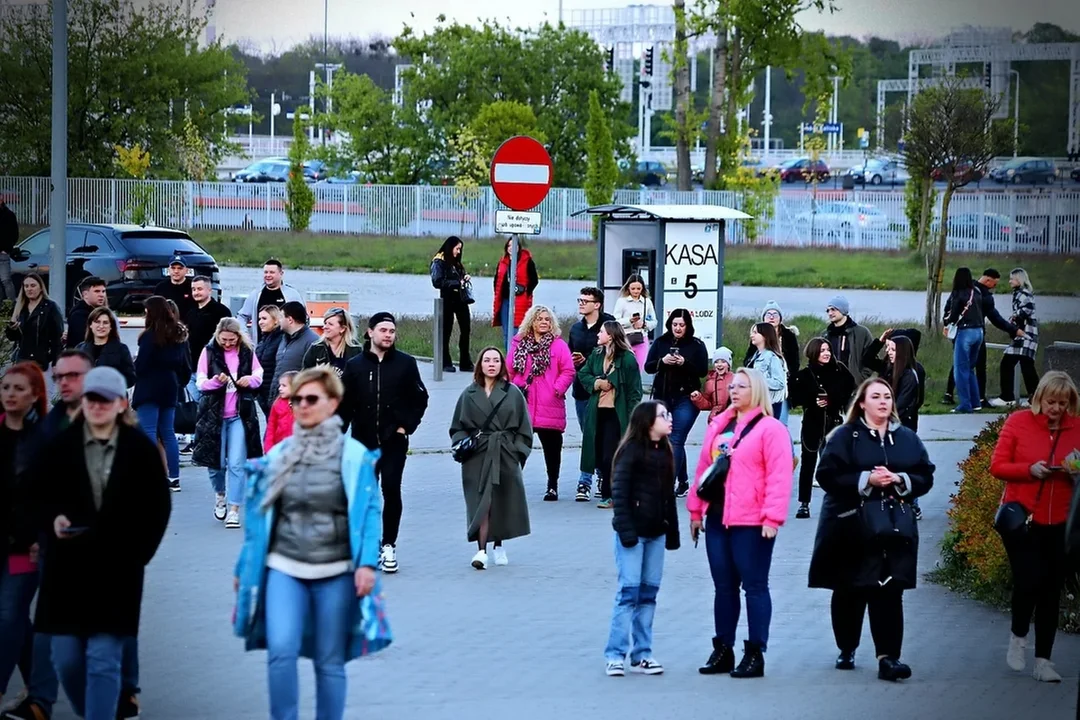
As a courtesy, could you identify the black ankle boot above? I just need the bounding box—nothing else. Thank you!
[877,656,912,681]
[836,649,856,670]
[698,638,735,675]
[730,640,765,678]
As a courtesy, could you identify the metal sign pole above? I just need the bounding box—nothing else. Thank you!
[506,234,518,349]
[50,0,68,315]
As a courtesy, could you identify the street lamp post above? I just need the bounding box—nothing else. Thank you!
[1009,69,1020,157]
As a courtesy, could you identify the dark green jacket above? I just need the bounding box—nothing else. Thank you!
[576,348,643,474]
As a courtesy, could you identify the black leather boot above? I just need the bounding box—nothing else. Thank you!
[878,656,912,681]
[730,640,765,678]
[836,649,856,670]
[698,638,735,675]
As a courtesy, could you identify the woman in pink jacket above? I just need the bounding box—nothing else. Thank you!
[688,367,793,679]
[508,305,576,501]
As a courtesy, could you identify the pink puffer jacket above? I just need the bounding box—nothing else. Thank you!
[687,406,794,529]
[507,335,576,431]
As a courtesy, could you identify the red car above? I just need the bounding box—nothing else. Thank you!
[931,160,983,183]
[777,157,830,183]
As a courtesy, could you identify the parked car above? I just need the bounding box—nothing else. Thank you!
[1071,166,1080,183]
[931,160,983,184]
[794,202,889,237]
[8,224,221,311]
[233,158,327,183]
[931,213,1037,246]
[627,160,670,188]
[989,157,1057,185]
[846,158,909,186]
[777,157,830,183]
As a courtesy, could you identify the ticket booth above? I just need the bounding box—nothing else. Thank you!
[571,203,751,351]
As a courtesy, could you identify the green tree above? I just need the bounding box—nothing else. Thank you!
[0,0,248,178]
[584,90,619,237]
[468,101,546,160]
[284,118,316,232]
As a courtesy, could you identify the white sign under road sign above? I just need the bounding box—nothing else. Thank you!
[662,222,722,351]
[495,210,542,235]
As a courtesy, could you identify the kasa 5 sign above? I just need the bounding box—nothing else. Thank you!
[662,223,721,350]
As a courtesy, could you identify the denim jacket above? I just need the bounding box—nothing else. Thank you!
[233,437,392,660]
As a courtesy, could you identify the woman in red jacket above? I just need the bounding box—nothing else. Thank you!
[492,238,539,337]
[990,370,1080,683]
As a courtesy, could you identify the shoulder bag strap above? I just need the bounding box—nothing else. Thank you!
[1025,430,1062,516]
[730,413,766,451]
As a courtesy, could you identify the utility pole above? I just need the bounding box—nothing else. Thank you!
[315,62,343,146]
[50,0,67,313]
[1009,69,1020,157]
[762,66,772,161]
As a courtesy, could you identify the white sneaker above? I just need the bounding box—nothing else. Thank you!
[213,494,227,522]
[605,659,625,676]
[492,546,508,566]
[471,550,488,570]
[630,657,664,675]
[224,509,240,528]
[987,397,1013,409]
[1007,633,1027,671]
[380,544,399,574]
[1019,399,1031,408]
[1032,658,1062,683]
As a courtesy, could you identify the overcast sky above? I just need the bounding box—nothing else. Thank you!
[206,0,1079,52]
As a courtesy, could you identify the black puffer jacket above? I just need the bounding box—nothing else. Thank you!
[255,328,283,412]
[789,361,856,449]
[6,299,64,370]
[191,343,263,470]
[611,441,680,550]
[644,334,709,403]
[77,339,136,388]
[430,254,467,300]
[341,345,429,450]
[809,420,934,591]
[0,410,47,556]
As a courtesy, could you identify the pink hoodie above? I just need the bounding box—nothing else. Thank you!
[687,406,794,529]
[507,334,576,431]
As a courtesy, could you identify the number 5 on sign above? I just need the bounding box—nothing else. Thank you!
[669,274,699,299]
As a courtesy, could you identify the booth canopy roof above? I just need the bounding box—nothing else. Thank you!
[571,203,752,221]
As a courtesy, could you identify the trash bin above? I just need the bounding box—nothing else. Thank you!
[842,175,856,190]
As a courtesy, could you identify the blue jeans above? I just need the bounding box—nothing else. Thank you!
[604,533,665,663]
[121,637,138,694]
[52,634,125,720]
[136,403,180,478]
[218,417,247,505]
[0,560,38,694]
[575,398,594,488]
[705,520,777,651]
[953,327,984,413]
[669,397,700,485]
[265,569,354,720]
[777,399,790,426]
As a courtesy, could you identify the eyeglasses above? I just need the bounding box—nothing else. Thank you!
[54,371,87,382]
[763,311,781,319]
[577,298,598,305]
[290,394,325,407]
[657,410,672,420]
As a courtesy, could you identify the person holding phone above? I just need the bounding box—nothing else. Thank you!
[645,309,709,498]
[614,275,657,371]
[34,367,171,720]
[568,288,615,502]
[990,371,1080,683]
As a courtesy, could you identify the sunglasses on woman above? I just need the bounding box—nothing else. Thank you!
[290,394,326,407]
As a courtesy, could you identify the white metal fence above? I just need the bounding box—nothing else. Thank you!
[1,176,1078,254]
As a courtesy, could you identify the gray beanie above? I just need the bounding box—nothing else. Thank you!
[713,346,733,365]
[762,300,783,321]
[826,295,850,316]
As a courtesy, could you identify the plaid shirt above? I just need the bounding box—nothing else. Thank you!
[1003,288,1038,359]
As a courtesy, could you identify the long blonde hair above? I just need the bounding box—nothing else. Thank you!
[517,305,560,338]
[214,317,254,351]
[12,272,49,320]
[1010,267,1033,293]
[733,367,774,417]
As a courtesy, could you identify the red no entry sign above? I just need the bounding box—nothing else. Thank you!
[490,136,553,212]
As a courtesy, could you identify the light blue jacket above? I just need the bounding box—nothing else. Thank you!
[750,349,788,406]
[233,437,391,660]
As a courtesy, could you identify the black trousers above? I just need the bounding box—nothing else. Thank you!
[831,586,905,659]
[798,446,818,504]
[946,340,987,402]
[1004,523,1067,659]
[376,434,409,547]
[999,354,1040,402]
[534,428,564,490]
[595,408,621,500]
[441,295,472,368]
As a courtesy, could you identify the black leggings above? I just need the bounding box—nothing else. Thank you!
[595,408,621,500]
[534,428,564,491]
[441,296,472,367]
[1004,523,1067,659]
[999,354,1039,402]
[798,446,818,504]
[831,586,905,659]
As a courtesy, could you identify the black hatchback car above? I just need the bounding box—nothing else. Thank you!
[9,223,221,310]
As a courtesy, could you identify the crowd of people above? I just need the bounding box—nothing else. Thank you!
[0,235,1077,718]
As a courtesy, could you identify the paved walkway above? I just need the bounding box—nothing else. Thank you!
[12,373,1078,719]
[217,267,1080,324]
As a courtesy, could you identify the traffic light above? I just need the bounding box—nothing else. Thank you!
[604,47,614,73]
[643,46,654,77]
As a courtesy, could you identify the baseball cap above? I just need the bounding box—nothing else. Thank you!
[82,366,127,401]
[168,255,187,268]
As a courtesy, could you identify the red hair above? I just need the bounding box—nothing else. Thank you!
[3,361,48,418]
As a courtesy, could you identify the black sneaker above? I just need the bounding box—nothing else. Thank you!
[913,503,923,521]
[116,692,140,719]
[460,362,474,372]
[2,698,51,719]
[179,441,193,454]
[795,503,810,519]
[940,393,954,405]
[442,365,457,373]
[544,488,558,502]
[575,483,591,502]
[675,481,689,498]
[168,479,181,492]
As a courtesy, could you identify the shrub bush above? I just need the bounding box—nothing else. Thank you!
[931,412,1080,630]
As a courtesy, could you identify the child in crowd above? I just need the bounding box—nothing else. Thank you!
[263,371,297,452]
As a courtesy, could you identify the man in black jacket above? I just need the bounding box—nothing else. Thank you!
[152,256,195,319]
[943,268,1023,407]
[567,287,615,502]
[64,276,108,349]
[341,312,429,574]
[184,276,231,370]
[0,199,17,300]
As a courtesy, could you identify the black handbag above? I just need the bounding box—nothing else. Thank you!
[451,384,512,463]
[460,280,475,305]
[860,493,917,545]
[696,414,765,504]
[174,385,198,435]
[993,431,1058,540]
